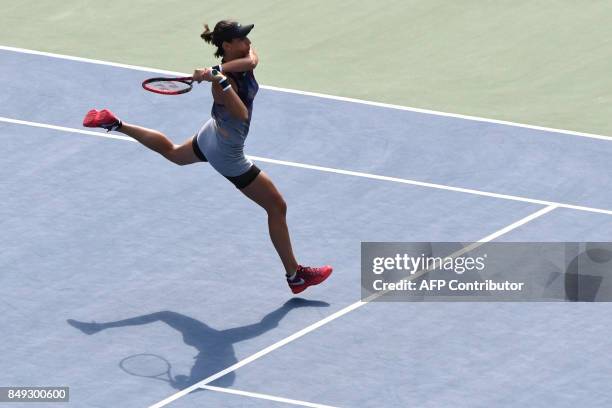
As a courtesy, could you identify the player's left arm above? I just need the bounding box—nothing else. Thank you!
[218,47,259,73]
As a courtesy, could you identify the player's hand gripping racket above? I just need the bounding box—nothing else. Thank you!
[142,69,222,95]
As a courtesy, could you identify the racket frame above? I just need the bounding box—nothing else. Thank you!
[142,77,194,95]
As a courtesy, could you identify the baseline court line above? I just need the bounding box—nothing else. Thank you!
[149,205,557,407]
[1,45,612,142]
[201,385,340,408]
[0,116,134,142]
[2,116,612,217]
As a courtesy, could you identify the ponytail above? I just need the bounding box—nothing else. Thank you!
[201,20,239,58]
[200,24,213,44]
[201,23,224,58]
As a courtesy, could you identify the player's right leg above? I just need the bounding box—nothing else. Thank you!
[83,109,202,166]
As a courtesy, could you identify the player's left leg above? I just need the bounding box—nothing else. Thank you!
[239,170,332,294]
[239,170,299,275]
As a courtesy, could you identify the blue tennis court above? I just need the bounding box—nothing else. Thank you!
[2,47,612,407]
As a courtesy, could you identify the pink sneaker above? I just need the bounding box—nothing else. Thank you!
[287,265,333,294]
[83,109,122,132]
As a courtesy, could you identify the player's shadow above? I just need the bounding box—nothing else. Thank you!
[67,298,329,389]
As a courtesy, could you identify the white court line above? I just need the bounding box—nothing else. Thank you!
[149,205,557,408]
[0,116,134,142]
[474,205,558,242]
[248,156,612,216]
[2,115,612,217]
[1,45,612,142]
[201,385,340,408]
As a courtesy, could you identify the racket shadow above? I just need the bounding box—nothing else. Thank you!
[67,298,329,389]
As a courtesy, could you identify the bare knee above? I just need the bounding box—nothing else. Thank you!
[267,195,287,217]
[166,146,190,166]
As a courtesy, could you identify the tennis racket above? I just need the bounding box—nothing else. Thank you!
[120,353,174,383]
[142,69,223,95]
[142,77,194,95]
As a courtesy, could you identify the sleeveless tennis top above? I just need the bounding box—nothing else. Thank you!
[211,70,259,140]
[195,69,259,177]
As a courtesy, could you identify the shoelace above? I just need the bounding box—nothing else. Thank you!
[298,266,320,276]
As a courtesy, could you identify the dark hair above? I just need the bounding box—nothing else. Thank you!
[201,20,237,58]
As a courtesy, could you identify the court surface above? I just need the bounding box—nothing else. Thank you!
[2,47,612,407]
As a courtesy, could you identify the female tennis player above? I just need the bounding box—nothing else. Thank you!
[82,20,332,294]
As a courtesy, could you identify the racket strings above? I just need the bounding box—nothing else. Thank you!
[142,78,194,95]
[146,80,191,92]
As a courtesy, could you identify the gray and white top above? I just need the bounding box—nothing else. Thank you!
[196,70,260,177]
